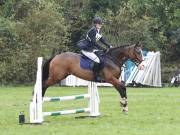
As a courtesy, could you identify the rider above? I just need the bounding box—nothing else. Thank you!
[77,16,112,81]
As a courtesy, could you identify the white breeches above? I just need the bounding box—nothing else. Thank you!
[81,50,100,63]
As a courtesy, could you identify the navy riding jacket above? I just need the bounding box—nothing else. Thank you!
[77,26,111,51]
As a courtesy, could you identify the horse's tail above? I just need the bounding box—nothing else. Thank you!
[42,56,54,83]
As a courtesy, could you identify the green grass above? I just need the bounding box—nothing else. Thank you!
[0,86,180,135]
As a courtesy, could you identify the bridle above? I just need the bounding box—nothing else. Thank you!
[126,46,144,66]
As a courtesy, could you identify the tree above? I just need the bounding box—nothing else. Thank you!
[0,0,70,84]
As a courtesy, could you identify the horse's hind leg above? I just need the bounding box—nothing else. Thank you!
[42,72,68,97]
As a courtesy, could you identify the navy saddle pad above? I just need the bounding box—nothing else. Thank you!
[80,56,94,70]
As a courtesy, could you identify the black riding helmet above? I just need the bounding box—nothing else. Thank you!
[93,16,103,25]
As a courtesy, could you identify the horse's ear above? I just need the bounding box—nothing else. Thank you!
[135,41,140,46]
[135,41,142,48]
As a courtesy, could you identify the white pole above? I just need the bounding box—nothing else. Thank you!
[30,57,43,123]
[89,82,100,116]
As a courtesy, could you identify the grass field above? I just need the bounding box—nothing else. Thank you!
[0,86,179,135]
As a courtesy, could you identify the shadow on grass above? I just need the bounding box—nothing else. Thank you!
[18,122,43,125]
[75,116,99,119]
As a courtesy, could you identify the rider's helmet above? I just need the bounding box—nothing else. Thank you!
[93,16,103,25]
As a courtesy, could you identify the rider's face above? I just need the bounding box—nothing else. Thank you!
[95,24,102,29]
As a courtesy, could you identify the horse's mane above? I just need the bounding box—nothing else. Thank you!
[107,44,135,54]
[111,44,135,50]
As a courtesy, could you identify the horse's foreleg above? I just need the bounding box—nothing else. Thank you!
[110,77,128,113]
[119,82,128,113]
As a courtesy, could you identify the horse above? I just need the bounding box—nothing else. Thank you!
[42,42,144,113]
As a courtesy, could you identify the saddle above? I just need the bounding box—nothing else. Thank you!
[80,50,107,82]
[80,50,105,70]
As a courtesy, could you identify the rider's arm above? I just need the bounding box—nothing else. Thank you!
[99,37,111,48]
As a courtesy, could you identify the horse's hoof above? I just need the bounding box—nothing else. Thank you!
[120,100,128,107]
[122,106,128,114]
[122,110,128,115]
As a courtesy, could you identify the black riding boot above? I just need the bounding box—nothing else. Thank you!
[92,62,102,82]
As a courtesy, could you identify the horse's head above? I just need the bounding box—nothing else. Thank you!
[107,43,144,69]
[128,42,144,66]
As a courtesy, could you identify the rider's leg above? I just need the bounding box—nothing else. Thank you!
[81,50,100,63]
[81,50,102,81]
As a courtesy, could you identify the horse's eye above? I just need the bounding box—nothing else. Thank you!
[136,49,141,54]
[137,51,141,54]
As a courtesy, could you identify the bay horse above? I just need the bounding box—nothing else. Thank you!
[42,42,144,113]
